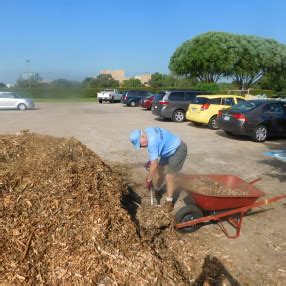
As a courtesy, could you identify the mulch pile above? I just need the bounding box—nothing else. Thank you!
[185,178,249,197]
[0,133,190,285]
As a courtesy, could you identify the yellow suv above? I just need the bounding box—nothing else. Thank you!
[186,95,245,129]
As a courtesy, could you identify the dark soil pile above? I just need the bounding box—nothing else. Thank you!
[186,178,248,197]
[0,133,189,285]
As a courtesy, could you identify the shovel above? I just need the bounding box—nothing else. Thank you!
[150,185,154,206]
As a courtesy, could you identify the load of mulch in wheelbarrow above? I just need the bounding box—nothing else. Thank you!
[0,132,190,285]
[185,178,249,197]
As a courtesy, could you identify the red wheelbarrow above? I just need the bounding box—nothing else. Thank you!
[175,174,286,239]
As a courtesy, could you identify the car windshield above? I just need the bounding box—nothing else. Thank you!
[231,101,262,111]
[192,97,209,104]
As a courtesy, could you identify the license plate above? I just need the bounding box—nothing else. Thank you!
[192,108,196,111]
[223,115,230,121]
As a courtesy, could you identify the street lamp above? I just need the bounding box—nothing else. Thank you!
[26,59,31,88]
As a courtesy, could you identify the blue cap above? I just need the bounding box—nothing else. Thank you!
[129,129,141,150]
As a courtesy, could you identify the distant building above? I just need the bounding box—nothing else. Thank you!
[134,73,152,85]
[99,69,127,83]
[98,69,152,85]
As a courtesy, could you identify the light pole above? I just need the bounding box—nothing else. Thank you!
[26,59,31,88]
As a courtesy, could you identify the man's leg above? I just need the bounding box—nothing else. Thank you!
[164,141,187,210]
[165,173,175,201]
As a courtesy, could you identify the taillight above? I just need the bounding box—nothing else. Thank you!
[158,100,170,105]
[233,113,247,122]
[218,110,223,117]
[200,103,210,110]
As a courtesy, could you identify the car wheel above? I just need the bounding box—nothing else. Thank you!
[99,99,102,104]
[110,97,114,103]
[18,103,27,111]
[175,205,204,233]
[129,101,136,107]
[252,125,268,142]
[172,110,185,122]
[208,116,218,130]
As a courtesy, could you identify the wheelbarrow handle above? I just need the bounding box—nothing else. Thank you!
[248,178,262,185]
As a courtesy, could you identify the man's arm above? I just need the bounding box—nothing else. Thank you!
[146,160,158,183]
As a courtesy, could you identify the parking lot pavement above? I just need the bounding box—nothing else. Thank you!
[1,102,285,181]
[1,102,286,284]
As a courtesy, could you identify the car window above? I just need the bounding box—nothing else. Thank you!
[232,101,262,111]
[127,91,137,96]
[209,98,221,105]
[185,92,196,101]
[221,98,235,106]
[236,98,245,103]
[168,91,185,101]
[1,93,14,98]
[154,93,164,101]
[263,103,284,115]
[138,91,148,97]
[192,97,209,104]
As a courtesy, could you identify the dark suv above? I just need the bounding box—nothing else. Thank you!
[151,90,209,122]
[121,90,153,107]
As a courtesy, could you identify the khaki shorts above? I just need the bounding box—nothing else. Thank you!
[159,141,187,174]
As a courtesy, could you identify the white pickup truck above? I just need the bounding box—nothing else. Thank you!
[97,89,122,103]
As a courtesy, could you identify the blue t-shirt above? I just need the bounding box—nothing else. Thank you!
[145,127,181,161]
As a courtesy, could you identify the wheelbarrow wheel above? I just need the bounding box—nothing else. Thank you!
[175,205,204,233]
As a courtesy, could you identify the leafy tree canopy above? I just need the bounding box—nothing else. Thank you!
[51,78,73,87]
[121,78,143,88]
[169,32,286,89]
[87,74,119,88]
[169,32,238,83]
[148,73,175,88]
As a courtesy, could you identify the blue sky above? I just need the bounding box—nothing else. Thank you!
[0,0,285,84]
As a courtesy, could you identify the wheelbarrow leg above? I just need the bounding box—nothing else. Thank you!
[217,211,246,239]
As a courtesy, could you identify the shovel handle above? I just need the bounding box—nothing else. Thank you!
[150,187,154,205]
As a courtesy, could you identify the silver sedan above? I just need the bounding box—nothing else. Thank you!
[0,92,35,110]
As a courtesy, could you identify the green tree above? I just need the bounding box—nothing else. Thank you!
[169,32,238,83]
[170,31,286,90]
[51,78,72,87]
[82,77,93,87]
[148,73,175,88]
[232,35,286,89]
[173,76,198,88]
[0,82,6,88]
[259,72,286,92]
[195,82,219,93]
[90,74,119,88]
[121,78,143,88]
